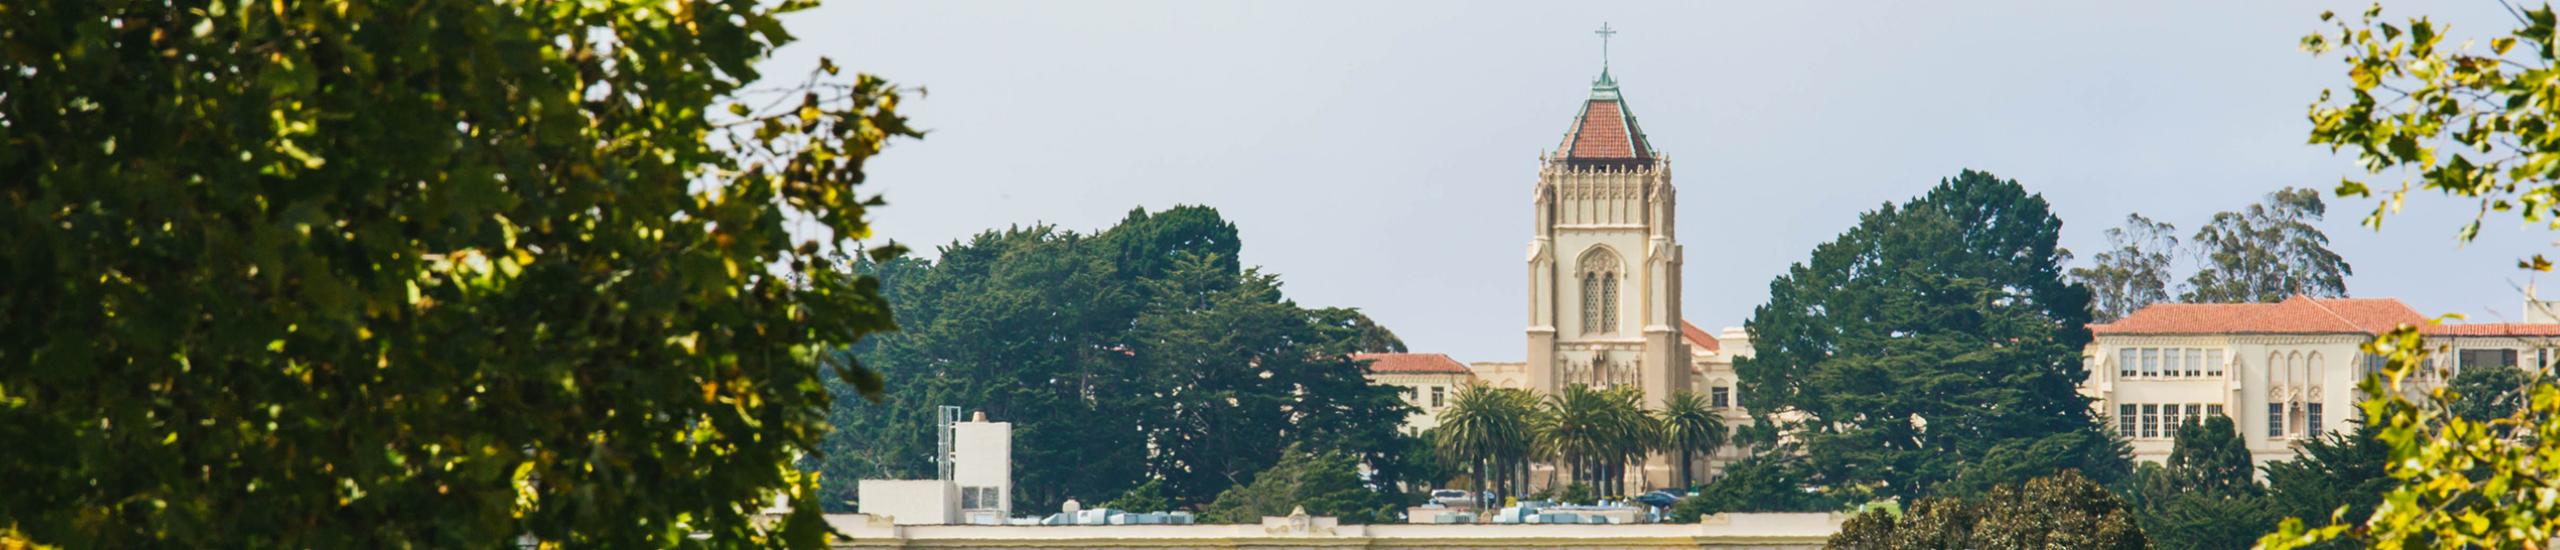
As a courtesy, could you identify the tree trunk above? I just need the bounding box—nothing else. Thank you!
[1678,449,1692,490]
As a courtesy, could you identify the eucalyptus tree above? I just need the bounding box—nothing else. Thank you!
[2183,188,2351,303]
[1655,391,1728,490]
[2071,214,2181,322]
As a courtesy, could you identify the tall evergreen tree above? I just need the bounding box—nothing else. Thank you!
[2262,422,2390,548]
[2183,188,2351,303]
[2446,363,2536,423]
[2133,416,2277,550]
[1738,170,2129,502]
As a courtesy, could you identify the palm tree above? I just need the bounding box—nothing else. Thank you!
[1435,383,1534,504]
[1533,385,1608,497]
[1654,390,1727,491]
[1494,387,1538,500]
[1536,384,1660,499]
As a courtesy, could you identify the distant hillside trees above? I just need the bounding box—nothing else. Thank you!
[811,206,1420,514]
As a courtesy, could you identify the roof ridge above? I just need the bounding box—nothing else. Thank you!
[2297,294,2367,332]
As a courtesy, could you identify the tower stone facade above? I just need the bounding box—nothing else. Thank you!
[1525,69,1689,408]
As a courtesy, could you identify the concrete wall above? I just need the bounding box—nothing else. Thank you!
[827,512,1841,549]
[951,420,1011,522]
[856,480,954,526]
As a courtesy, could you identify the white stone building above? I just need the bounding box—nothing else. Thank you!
[856,412,1015,525]
[1353,353,1476,434]
[2082,296,2560,465]
[1356,67,1761,489]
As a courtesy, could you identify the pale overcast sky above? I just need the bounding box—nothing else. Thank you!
[768,1,2556,362]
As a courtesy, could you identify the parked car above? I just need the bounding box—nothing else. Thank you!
[1430,489,1474,508]
[1635,490,1682,508]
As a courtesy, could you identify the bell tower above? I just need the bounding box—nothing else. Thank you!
[1525,64,1688,408]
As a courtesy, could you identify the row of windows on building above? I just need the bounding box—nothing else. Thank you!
[2114,403,2223,439]
[2114,347,2226,379]
[1402,385,1737,410]
[2112,402,2324,440]
[2117,347,2544,382]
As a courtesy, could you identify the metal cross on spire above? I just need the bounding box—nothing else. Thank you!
[1594,22,1618,69]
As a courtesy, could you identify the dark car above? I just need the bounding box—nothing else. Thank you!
[1635,490,1682,508]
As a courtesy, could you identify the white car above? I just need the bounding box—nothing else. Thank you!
[1429,489,1474,508]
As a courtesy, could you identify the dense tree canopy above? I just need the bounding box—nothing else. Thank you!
[1827,470,2147,550]
[1666,454,1835,522]
[1,0,907,546]
[1737,170,2128,503]
[2182,188,2351,303]
[2261,422,2389,550]
[810,207,1417,514]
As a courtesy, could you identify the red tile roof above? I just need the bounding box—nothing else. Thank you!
[1681,320,1721,353]
[1352,353,1474,375]
[2424,323,2560,337]
[2093,295,2560,337]
[1555,72,1655,168]
[2092,296,2419,335]
[1563,100,1648,160]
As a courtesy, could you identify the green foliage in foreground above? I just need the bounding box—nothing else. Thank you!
[1738,170,2129,503]
[813,206,1419,513]
[0,0,911,547]
[1201,445,1400,524]
[2263,4,2560,547]
[1827,470,2147,550]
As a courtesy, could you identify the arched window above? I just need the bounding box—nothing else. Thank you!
[1579,247,1624,335]
[2307,352,2325,391]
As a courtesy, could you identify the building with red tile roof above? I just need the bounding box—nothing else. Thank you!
[1354,353,1478,434]
[2085,295,2560,466]
[1352,352,1474,374]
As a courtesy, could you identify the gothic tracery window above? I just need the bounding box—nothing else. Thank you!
[1579,247,1623,335]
